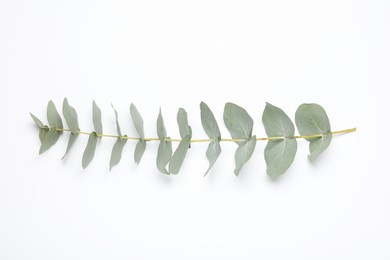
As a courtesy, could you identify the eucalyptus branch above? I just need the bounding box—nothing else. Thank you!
[30,99,356,177]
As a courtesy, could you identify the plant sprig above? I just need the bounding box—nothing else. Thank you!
[30,99,356,177]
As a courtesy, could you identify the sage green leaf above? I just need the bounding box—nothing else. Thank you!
[39,128,48,144]
[61,133,78,160]
[47,100,63,129]
[169,135,191,175]
[39,129,61,154]
[264,139,297,178]
[157,108,167,139]
[92,101,103,136]
[177,108,190,138]
[62,98,79,133]
[82,132,98,169]
[134,140,146,164]
[200,101,221,140]
[30,113,44,128]
[111,104,122,137]
[224,102,253,141]
[204,141,221,176]
[157,138,172,175]
[130,103,144,139]
[262,102,295,138]
[295,103,332,161]
[109,136,127,171]
[234,135,256,176]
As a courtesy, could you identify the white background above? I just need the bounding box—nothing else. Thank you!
[1,0,390,259]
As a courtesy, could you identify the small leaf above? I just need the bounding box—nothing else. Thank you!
[61,133,78,160]
[156,138,172,175]
[157,108,167,139]
[82,132,98,169]
[134,140,146,164]
[200,101,221,140]
[111,104,122,137]
[39,129,61,154]
[92,101,103,136]
[177,108,190,138]
[234,135,257,176]
[47,100,63,129]
[262,103,294,138]
[204,141,221,176]
[30,113,44,128]
[62,98,79,133]
[169,135,191,175]
[295,103,332,161]
[109,137,127,171]
[224,102,253,141]
[130,103,145,139]
[264,139,297,178]
[39,128,48,144]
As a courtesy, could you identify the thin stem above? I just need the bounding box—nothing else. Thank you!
[50,127,356,143]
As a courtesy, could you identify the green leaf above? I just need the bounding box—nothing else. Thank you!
[156,108,167,139]
[224,102,253,141]
[295,103,332,161]
[169,135,191,175]
[262,103,297,177]
[39,129,61,154]
[109,136,127,171]
[134,140,146,164]
[39,128,48,144]
[111,104,122,137]
[177,108,191,138]
[200,101,221,140]
[62,133,78,160]
[92,100,103,136]
[130,103,144,139]
[156,138,172,175]
[62,98,79,133]
[82,132,98,169]
[204,141,221,176]
[47,100,63,129]
[264,139,297,178]
[234,135,256,176]
[30,113,44,128]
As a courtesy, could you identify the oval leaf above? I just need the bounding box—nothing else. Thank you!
[224,102,253,140]
[134,140,146,164]
[157,108,167,139]
[177,108,190,138]
[109,137,127,171]
[47,100,63,129]
[204,141,221,176]
[82,132,98,169]
[92,100,103,136]
[39,129,61,154]
[264,139,297,178]
[111,104,122,137]
[156,138,172,175]
[30,113,44,128]
[61,133,78,160]
[39,128,48,144]
[234,135,256,176]
[262,102,294,138]
[200,101,221,140]
[130,103,144,139]
[62,98,79,133]
[169,135,191,175]
[295,103,332,161]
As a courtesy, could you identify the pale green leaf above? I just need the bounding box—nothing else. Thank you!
[156,138,172,175]
[224,102,253,141]
[62,98,79,133]
[234,135,256,176]
[47,100,63,129]
[92,100,103,136]
[262,102,294,137]
[130,103,144,139]
[39,129,61,154]
[177,108,190,138]
[134,140,146,164]
[82,132,98,169]
[204,141,221,176]
[61,133,78,160]
[264,139,297,178]
[200,101,221,140]
[30,113,44,128]
[111,104,122,137]
[295,103,332,161]
[169,135,191,175]
[157,108,167,139]
[109,137,127,171]
[39,128,48,144]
